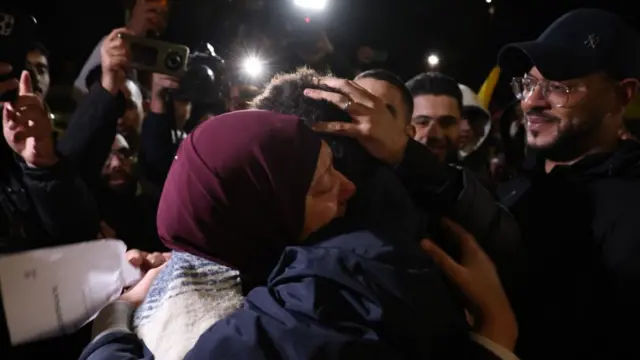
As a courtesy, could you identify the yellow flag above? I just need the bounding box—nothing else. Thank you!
[477,66,501,109]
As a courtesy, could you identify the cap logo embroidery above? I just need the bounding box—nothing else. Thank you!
[585,34,600,49]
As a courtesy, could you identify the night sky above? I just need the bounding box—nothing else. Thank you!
[7,0,638,108]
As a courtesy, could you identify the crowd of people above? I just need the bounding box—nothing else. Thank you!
[2,3,640,360]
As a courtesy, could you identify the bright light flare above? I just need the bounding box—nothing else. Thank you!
[427,54,440,67]
[242,56,264,78]
[294,0,328,11]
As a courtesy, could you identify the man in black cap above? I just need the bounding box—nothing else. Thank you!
[497,8,640,359]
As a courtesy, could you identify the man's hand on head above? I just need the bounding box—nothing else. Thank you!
[303,77,409,166]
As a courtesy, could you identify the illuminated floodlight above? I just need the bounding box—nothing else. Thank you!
[427,54,440,67]
[294,0,328,11]
[242,56,264,78]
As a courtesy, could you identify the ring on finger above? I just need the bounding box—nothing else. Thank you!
[342,99,354,111]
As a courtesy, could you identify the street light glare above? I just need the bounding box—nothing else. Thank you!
[243,56,264,77]
[427,54,440,67]
[294,0,328,11]
[486,0,492,3]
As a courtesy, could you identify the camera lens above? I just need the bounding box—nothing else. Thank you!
[164,52,184,71]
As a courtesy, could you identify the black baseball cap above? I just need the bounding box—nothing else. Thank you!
[498,9,640,81]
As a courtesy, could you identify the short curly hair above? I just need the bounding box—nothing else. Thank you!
[250,68,352,126]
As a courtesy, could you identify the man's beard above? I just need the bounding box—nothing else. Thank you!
[103,172,136,195]
[528,113,604,163]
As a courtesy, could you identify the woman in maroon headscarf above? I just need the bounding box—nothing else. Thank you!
[158,109,356,278]
[123,110,356,359]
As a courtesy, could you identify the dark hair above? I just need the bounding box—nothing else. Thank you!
[251,67,376,193]
[355,69,413,124]
[28,42,49,58]
[405,72,462,111]
[251,67,352,126]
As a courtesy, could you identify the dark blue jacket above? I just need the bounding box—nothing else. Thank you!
[80,159,501,360]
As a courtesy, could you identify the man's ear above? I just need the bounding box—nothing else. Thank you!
[618,78,639,107]
[405,124,416,138]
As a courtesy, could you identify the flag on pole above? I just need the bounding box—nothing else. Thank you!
[477,66,501,109]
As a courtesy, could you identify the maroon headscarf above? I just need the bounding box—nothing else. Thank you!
[157,110,322,280]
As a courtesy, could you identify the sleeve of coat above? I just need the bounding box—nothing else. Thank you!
[138,112,180,187]
[79,301,154,360]
[57,84,125,189]
[600,209,640,358]
[79,331,154,360]
[20,158,100,244]
[395,139,526,296]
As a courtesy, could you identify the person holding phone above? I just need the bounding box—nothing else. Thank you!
[74,0,169,97]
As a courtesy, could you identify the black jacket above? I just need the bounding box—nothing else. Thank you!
[0,148,99,360]
[398,139,525,300]
[0,156,100,253]
[498,140,640,359]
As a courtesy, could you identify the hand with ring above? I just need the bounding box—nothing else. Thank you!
[303,77,409,166]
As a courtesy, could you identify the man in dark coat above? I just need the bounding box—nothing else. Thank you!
[497,8,640,359]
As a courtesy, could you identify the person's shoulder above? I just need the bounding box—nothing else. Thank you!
[590,175,640,201]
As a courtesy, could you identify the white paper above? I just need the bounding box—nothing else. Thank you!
[0,239,142,345]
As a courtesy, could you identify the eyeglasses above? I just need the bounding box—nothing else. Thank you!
[511,76,587,108]
[109,149,136,163]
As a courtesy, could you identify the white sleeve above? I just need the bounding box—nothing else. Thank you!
[73,37,106,100]
[469,332,520,360]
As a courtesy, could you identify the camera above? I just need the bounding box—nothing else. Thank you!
[170,43,228,107]
[160,44,228,133]
[121,34,189,77]
[164,51,184,71]
[122,34,227,115]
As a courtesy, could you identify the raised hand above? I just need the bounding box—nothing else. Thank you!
[2,71,57,168]
[101,28,132,94]
[421,218,518,351]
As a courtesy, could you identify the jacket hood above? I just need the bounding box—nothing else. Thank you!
[458,84,492,158]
